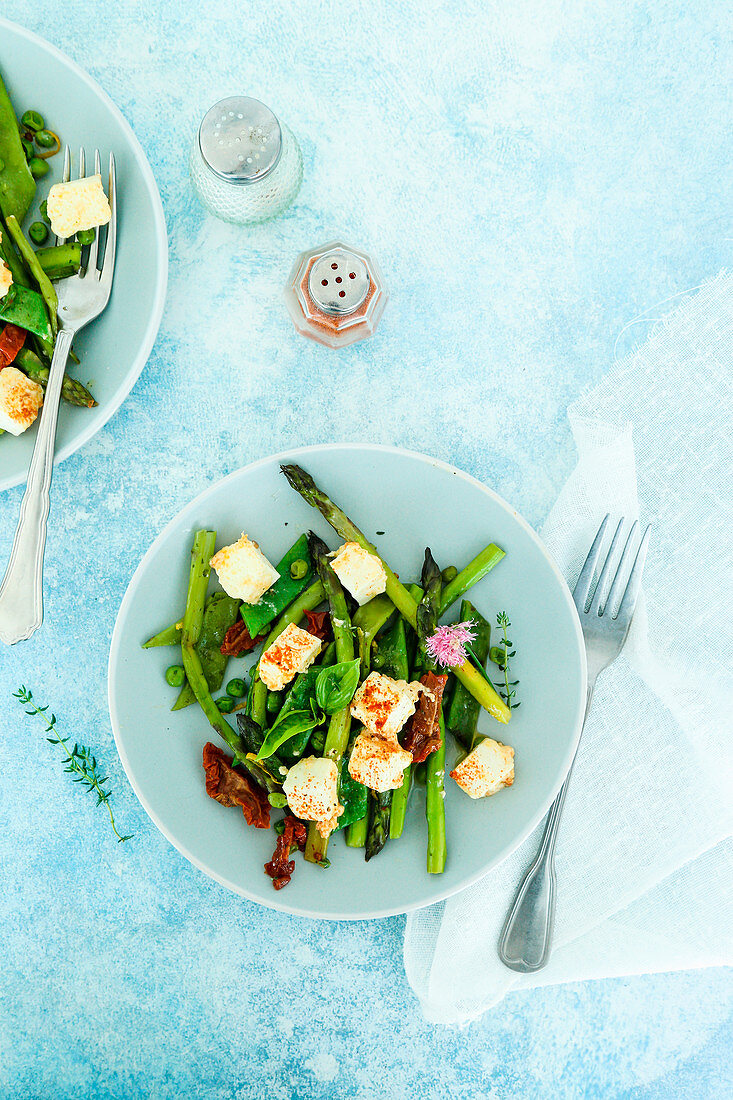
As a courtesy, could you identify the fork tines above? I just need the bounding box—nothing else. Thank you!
[574,516,651,624]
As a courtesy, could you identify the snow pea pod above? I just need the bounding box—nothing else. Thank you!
[0,283,52,340]
[3,215,57,335]
[240,533,314,638]
[0,71,35,222]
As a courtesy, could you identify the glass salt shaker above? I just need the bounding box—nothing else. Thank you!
[283,241,388,349]
[189,96,303,225]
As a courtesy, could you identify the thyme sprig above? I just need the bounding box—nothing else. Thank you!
[490,612,520,710]
[14,686,133,843]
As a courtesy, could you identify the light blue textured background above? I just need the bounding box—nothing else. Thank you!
[1,1,731,1097]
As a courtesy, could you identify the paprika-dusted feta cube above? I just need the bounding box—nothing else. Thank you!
[330,541,387,605]
[0,366,43,436]
[350,671,423,740]
[46,174,111,239]
[210,534,279,603]
[450,737,515,799]
[348,730,413,793]
[0,260,12,299]
[258,622,322,691]
[282,756,344,837]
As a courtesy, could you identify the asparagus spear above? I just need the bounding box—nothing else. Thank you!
[179,530,246,759]
[16,347,96,408]
[363,614,410,860]
[304,532,354,864]
[445,600,491,751]
[389,583,423,839]
[35,242,82,281]
[417,550,447,875]
[281,464,510,724]
[439,543,505,614]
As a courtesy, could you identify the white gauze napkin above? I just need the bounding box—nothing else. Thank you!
[404,272,733,1024]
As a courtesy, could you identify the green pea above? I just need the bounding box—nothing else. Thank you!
[265,691,282,715]
[39,200,50,225]
[226,677,246,698]
[29,157,49,180]
[216,696,234,713]
[34,129,56,149]
[165,664,185,687]
[21,138,34,159]
[77,228,96,246]
[29,222,48,245]
[289,558,308,580]
[268,792,288,808]
[21,110,44,132]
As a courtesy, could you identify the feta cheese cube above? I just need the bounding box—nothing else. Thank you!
[210,534,279,603]
[46,174,112,239]
[0,260,12,299]
[0,366,43,436]
[350,671,423,740]
[258,622,322,691]
[330,541,387,605]
[450,737,515,799]
[283,756,343,837]
[348,730,413,792]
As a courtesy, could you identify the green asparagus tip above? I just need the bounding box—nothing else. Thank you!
[281,464,318,507]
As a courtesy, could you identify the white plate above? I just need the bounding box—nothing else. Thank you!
[109,445,587,920]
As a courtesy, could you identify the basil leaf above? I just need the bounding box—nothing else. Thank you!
[315,658,361,715]
[255,710,321,760]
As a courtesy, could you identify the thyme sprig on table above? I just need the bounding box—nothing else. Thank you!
[13,686,133,843]
[490,612,520,710]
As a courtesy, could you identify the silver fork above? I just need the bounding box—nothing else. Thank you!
[498,515,651,972]
[0,148,117,645]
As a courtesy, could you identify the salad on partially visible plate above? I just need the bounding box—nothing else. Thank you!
[143,463,519,891]
[0,66,113,439]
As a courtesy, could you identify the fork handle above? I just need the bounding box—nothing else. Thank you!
[0,329,73,645]
[498,681,595,972]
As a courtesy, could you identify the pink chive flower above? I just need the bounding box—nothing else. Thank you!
[425,621,477,668]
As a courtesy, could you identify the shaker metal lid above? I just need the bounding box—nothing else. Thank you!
[308,248,370,315]
[199,96,282,184]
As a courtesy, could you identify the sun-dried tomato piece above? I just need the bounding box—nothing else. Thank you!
[202,742,270,828]
[402,672,448,763]
[264,815,307,890]
[0,324,26,368]
[303,609,332,642]
[220,619,264,657]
